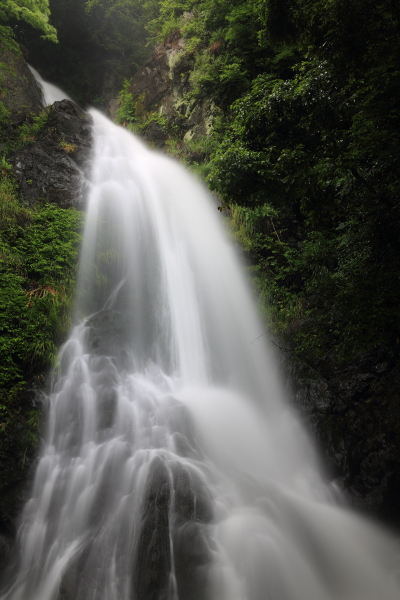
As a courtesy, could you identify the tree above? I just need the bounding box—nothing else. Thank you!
[0,0,57,42]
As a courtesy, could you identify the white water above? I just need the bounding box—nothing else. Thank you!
[27,65,72,105]
[2,77,400,600]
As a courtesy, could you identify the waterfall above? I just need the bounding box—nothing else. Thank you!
[2,75,400,600]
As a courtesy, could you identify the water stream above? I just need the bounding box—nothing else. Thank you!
[2,72,400,600]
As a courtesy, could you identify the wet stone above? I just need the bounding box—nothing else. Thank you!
[134,457,172,600]
[86,309,134,370]
[173,522,213,600]
[9,100,93,209]
[173,462,213,523]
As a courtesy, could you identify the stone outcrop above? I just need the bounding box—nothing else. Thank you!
[0,380,46,569]
[0,47,42,129]
[134,456,214,600]
[108,36,219,148]
[292,343,400,526]
[84,309,215,600]
[10,99,93,209]
[135,457,172,600]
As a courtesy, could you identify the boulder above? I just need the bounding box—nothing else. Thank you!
[135,457,172,600]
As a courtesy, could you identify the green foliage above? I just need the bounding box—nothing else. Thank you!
[138,111,170,135]
[144,0,270,106]
[0,170,83,392]
[0,100,11,125]
[0,0,57,43]
[85,0,148,66]
[115,79,136,125]
[8,0,399,373]
[0,24,20,52]
[165,134,218,178]
[15,109,49,148]
[197,0,400,366]
[0,156,12,172]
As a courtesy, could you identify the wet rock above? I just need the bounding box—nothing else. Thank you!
[86,310,133,370]
[134,454,215,600]
[0,529,14,572]
[0,49,42,129]
[173,522,213,600]
[172,463,214,600]
[0,380,46,572]
[292,344,400,526]
[135,457,172,600]
[173,462,213,523]
[9,100,93,209]
[107,37,220,148]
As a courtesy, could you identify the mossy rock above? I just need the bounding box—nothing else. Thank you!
[0,45,42,132]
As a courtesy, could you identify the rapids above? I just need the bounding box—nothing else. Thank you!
[2,72,400,600]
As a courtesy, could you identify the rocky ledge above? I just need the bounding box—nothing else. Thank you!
[10,99,93,209]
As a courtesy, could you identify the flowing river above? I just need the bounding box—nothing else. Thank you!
[2,71,400,600]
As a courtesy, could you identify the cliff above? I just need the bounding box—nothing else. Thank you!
[107,34,219,150]
[1,9,399,547]
[293,344,400,525]
[0,43,93,565]
[107,37,400,527]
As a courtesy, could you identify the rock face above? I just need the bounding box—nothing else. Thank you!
[134,454,214,600]
[0,47,42,128]
[108,36,219,148]
[0,381,46,569]
[292,344,400,526]
[113,40,400,527]
[9,100,93,209]
[135,457,172,600]
[0,58,93,571]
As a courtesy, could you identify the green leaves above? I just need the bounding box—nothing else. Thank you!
[199,0,400,365]
[84,0,148,66]
[0,0,57,42]
[115,80,137,126]
[0,173,83,390]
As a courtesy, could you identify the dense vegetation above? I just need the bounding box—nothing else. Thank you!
[0,0,399,520]
[0,167,83,391]
[0,36,83,459]
[0,167,83,450]
[141,0,400,371]
[1,0,399,412]
[0,0,57,43]
[13,0,151,105]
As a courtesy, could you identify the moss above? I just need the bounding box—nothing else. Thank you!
[59,141,77,154]
[15,109,49,149]
[0,100,10,124]
[133,92,147,121]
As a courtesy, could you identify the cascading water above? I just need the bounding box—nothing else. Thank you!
[27,65,72,105]
[2,73,400,600]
